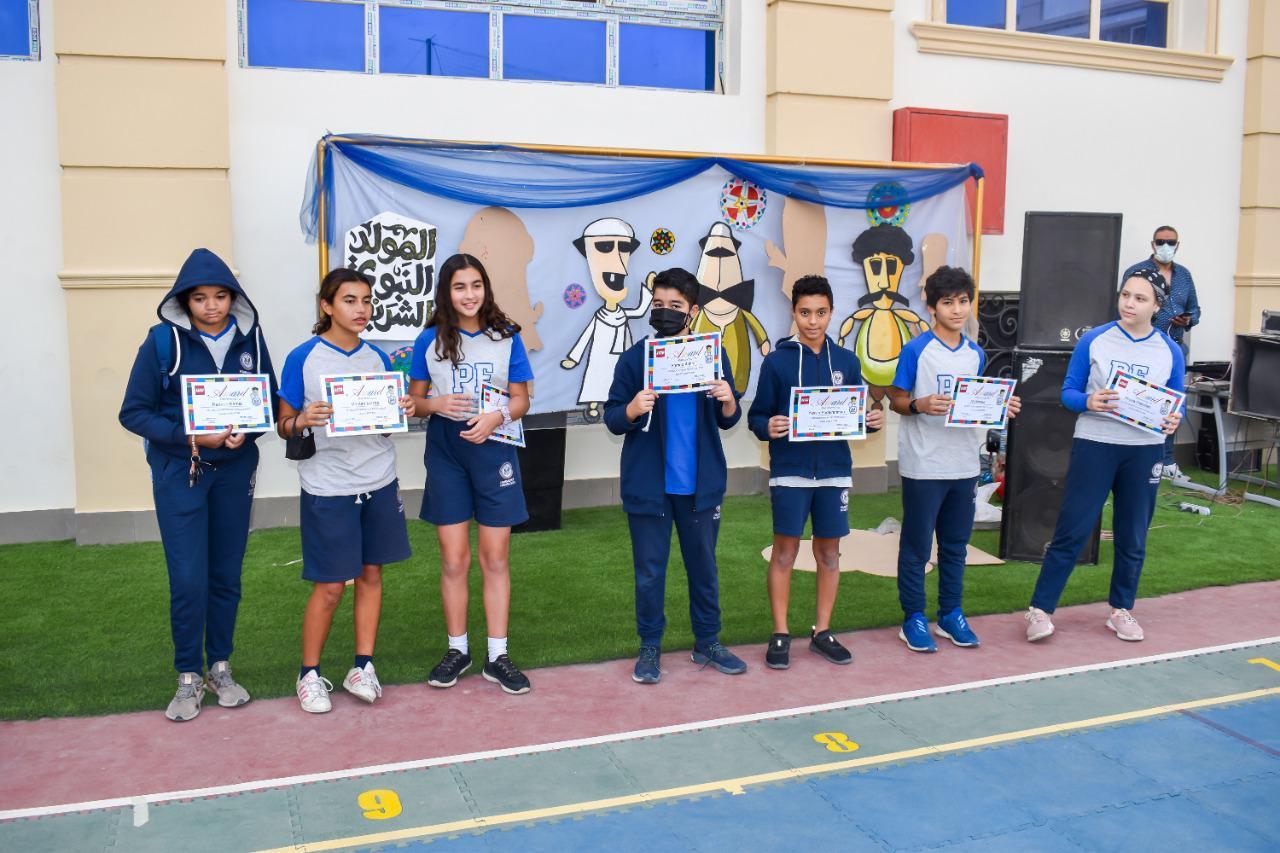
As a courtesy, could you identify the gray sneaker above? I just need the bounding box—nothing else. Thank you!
[206,660,251,707]
[165,672,206,722]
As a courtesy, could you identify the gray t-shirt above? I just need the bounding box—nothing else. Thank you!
[278,336,398,496]
[892,331,987,480]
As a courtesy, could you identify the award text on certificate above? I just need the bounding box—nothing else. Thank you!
[322,372,408,437]
[945,376,1016,429]
[645,332,721,393]
[789,385,868,442]
[182,374,274,435]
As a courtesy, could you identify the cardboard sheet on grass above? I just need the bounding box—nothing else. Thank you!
[761,529,1003,577]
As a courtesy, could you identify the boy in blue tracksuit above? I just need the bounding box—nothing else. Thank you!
[605,267,746,684]
[748,275,884,670]
[887,266,1021,653]
[1025,268,1184,643]
[120,248,277,721]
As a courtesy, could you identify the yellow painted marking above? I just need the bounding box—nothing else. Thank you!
[357,789,401,821]
[812,732,860,753]
[1248,657,1280,673]
[256,687,1279,853]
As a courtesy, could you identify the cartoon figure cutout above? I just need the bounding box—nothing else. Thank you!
[838,224,929,389]
[459,206,544,351]
[691,222,769,394]
[561,218,652,421]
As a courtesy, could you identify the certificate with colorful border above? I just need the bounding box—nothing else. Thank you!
[789,385,867,442]
[322,372,407,437]
[945,376,1017,429]
[480,383,526,448]
[1104,369,1184,436]
[182,374,274,435]
[645,332,721,393]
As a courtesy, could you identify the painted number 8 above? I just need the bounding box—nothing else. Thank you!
[358,789,403,820]
[812,732,860,753]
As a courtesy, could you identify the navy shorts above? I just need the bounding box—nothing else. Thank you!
[770,485,850,539]
[300,479,412,583]
[420,416,529,528]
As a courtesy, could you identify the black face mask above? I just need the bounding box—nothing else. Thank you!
[650,307,690,337]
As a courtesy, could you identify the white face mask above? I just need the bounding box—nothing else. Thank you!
[1153,243,1177,264]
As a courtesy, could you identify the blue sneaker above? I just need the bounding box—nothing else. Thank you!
[936,609,981,647]
[899,613,937,653]
[632,645,661,684]
[691,641,747,675]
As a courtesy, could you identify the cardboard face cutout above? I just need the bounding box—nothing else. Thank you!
[573,218,641,310]
[838,224,928,388]
[765,195,827,303]
[692,222,770,394]
[459,206,544,351]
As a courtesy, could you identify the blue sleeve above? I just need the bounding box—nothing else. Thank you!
[278,345,306,410]
[973,341,987,375]
[1185,272,1201,326]
[372,344,393,371]
[604,347,644,434]
[118,332,186,447]
[746,355,779,441]
[409,329,434,382]
[892,339,920,392]
[1060,335,1094,413]
[508,332,534,383]
[715,350,743,430]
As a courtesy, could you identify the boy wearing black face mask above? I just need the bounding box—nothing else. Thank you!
[605,268,745,685]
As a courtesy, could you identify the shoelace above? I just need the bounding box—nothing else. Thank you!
[639,647,660,664]
[361,667,383,697]
[300,676,333,702]
[207,667,236,690]
[1114,609,1138,625]
[175,677,202,700]
[1026,608,1047,622]
[696,642,729,671]
[490,655,522,678]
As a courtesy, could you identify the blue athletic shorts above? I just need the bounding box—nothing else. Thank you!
[770,485,850,539]
[300,479,412,582]
[420,416,529,528]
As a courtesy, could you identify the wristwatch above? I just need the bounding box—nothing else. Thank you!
[908,398,920,415]
[499,403,512,428]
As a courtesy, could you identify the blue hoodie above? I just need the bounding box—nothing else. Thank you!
[747,335,877,480]
[119,249,278,464]
[604,337,742,516]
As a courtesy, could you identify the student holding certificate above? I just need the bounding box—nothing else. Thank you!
[409,255,535,696]
[277,269,415,714]
[119,248,278,722]
[1025,269,1183,644]
[748,276,883,670]
[887,267,1021,654]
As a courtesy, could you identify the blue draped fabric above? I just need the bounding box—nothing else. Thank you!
[300,134,981,244]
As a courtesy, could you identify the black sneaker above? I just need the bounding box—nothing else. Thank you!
[809,629,853,665]
[428,649,472,688]
[765,633,791,670]
[482,654,531,695]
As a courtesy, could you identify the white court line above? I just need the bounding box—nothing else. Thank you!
[3,635,1277,821]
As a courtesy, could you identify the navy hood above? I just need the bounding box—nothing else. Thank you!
[157,249,258,334]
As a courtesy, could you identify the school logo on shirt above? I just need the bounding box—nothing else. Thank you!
[840,489,849,509]
[240,352,254,371]
[831,370,844,384]
[499,461,516,488]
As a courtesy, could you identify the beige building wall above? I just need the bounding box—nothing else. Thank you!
[56,0,233,542]
[1237,0,1280,331]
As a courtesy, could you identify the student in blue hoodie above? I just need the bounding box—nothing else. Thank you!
[748,275,884,670]
[604,267,745,684]
[120,248,277,722]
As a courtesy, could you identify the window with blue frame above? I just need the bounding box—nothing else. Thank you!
[246,0,365,72]
[945,0,1006,30]
[1099,0,1167,48]
[241,0,724,91]
[0,0,37,60]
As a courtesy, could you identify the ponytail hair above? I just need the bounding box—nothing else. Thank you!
[313,268,373,335]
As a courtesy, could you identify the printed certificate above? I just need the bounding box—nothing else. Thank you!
[322,372,408,437]
[480,383,525,448]
[789,385,868,442]
[645,332,721,393]
[1105,369,1185,436]
[945,376,1017,429]
[182,374,274,435]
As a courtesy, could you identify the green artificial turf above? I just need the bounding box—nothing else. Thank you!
[1,476,1276,720]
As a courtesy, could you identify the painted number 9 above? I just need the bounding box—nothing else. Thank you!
[358,789,403,820]
[813,732,860,753]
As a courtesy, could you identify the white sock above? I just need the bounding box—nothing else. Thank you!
[448,633,468,655]
[487,636,507,663]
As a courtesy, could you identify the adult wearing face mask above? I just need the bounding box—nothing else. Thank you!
[1121,226,1199,480]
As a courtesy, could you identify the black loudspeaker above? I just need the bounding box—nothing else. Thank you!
[999,349,1101,564]
[1229,334,1280,421]
[1018,212,1121,349]
[513,427,567,534]
[977,292,1019,380]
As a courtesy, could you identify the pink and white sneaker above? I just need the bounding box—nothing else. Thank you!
[343,663,383,704]
[1106,608,1144,641]
[1025,607,1055,642]
[296,670,333,714]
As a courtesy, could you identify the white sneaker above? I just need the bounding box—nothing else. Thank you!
[1106,608,1144,641]
[165,672,206,722]
[1161,463,1189,481]
[342,663,383,704]
[296,670,333,714]
[1025,607,1055,642]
